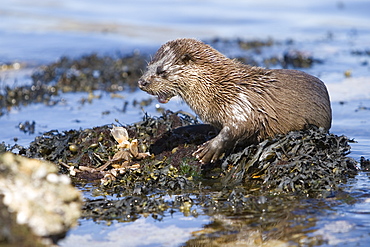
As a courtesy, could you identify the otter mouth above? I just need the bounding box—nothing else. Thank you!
[157,94,171,104]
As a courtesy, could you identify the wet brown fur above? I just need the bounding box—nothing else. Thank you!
[138,38,332,163]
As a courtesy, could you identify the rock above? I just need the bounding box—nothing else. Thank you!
[0,152,82,245]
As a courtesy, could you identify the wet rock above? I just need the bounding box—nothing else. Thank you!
[0,152,82,245]
[16,110,358,199]
[15,115,359,225]
[208,38,325,68]
[0,195,48,247]
[0,142,8,154]
[282,50,316,68]
[351,49,370,56]
[83,195,169,223]
[0,83,59,116]
[17,120,36,134]
[18,111,201,174]
[360,156,370,171]
[221,126,358,196]
[238,38,275,51]
[31,53,146,92]
[0,52,147,115]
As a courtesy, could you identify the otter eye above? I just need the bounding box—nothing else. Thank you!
[156,66,166,76]
[181,53,193,64]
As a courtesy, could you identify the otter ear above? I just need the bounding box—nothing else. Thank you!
[180,53,193,64]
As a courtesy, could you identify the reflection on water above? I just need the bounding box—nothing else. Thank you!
[1,0,370,246]
[311,172,370,246]
[61,216,205,247]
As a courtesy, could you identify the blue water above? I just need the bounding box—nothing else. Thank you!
[1,0,370,246]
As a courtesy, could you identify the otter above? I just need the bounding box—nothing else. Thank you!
[138,38,332,164]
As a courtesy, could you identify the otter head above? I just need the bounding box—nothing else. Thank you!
[138,38,199,103]
[138,38,225,104]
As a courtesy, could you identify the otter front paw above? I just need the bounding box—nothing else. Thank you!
[192,139,223,164]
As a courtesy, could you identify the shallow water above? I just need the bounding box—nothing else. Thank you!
[1,0,370,246]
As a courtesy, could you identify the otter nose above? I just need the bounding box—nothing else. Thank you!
[138,79,149,88]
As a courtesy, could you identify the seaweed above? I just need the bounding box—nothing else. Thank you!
[222,126,358,195]
[0,53,146,116]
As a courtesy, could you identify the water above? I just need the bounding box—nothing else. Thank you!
[62,214,209,247]
[1,0,370,246]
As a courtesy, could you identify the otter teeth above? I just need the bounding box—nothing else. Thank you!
[157,93,170,104]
